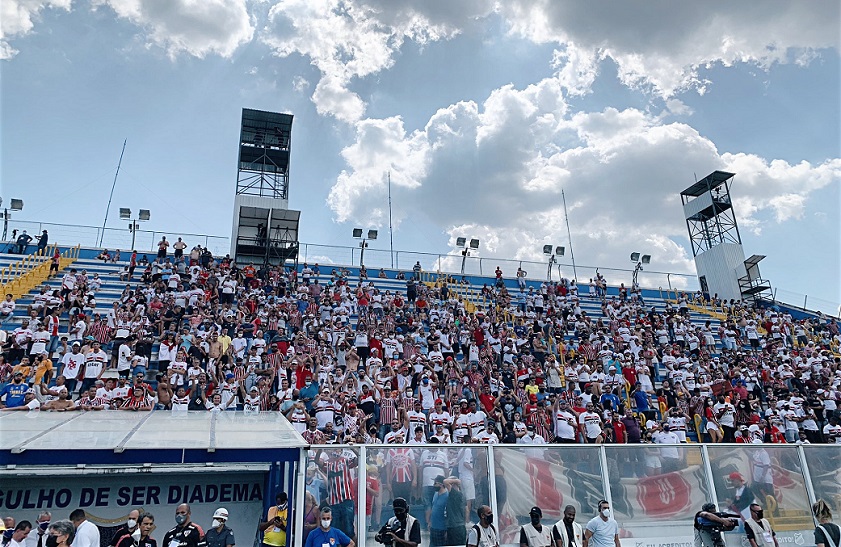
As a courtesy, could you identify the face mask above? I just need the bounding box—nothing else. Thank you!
[46,537,59,547]
[131,529,141,542]
[484,514,494,524]
[321,519,331,529]
[212,519,222,529]
[39,522,51,531]
[175,514,187,526]
[601,509,611,519]
[127,519,137,529]
[755,510,764,519]
[305,381,312,386]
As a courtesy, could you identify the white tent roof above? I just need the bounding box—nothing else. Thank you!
[0,411,307,454]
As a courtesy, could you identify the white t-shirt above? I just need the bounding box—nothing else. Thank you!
[61,351,86,380]
[579,411,602,439]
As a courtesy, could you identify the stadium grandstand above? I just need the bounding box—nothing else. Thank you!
[1,112,838,547]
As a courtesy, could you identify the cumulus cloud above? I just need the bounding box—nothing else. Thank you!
[1,0,71,59]
[501,0,841,96]
[258,0,839,121]
[327,76,841,284]
[261,0,496,121]
[93,0,254,58]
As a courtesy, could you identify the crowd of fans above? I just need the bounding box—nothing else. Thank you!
[0,239,839,450]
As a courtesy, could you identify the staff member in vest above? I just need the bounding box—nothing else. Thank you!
[304,508,354,547]
[745,504,777,547]
[259,493,288,547]
[376,499,420,547]
[205,509,234,547]
[553,506,583,547]
[467,506,499,547]
[582,501,619,547]
[520,507,553,547]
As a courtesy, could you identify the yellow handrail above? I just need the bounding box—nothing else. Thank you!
[0,244,80,299]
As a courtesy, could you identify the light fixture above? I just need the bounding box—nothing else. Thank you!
[138,209,151,221]
[456,237,466,247]
[352,228,363,238]
[10,199,23,211]
[119,208,132,220]
[630,252,640,262]
[367,229,378,240]
[641,254,651,264]
[469,239,480,249]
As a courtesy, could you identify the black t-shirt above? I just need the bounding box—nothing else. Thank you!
[551,521,576,547]
[162,523,205,547]
[815,523,840,547]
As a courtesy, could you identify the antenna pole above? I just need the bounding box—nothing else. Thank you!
[388,171,394,269]
[562,189,578,282]
[99,139,127,247]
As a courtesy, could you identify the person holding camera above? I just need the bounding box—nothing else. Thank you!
[376,499,420,547]
[303,508,354,547]
[693,503,738,547]
[259,493,288,547]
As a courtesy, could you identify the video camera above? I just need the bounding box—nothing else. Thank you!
[375,517,403,546]
[698,512,739,533]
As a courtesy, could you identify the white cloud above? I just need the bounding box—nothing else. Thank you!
[291,74,309,93]
[501,0,841,97]
[261,0,496,121]
[1,0,71,59]
[327,77,841,283]
[93,0,254,58]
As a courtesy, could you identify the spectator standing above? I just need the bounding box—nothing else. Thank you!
[69,511,99,547]
[161,505,204,547]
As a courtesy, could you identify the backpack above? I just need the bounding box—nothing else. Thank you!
[467,523,497,547]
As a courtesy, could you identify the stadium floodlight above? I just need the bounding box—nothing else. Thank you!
[630,252,640,262]
[138,209,151,221]
[544,243,564,281]
[641,254,651,264]
[352,228,363,238]
[456,236,479,274]
[10,199,23,211]
[367,230,378,240]
[119,208,132,220]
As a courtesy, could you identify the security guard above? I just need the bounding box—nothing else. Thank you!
[520,507,553,547]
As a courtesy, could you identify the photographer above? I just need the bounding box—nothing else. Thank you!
[376,498,421,547]
[694,503,738,547]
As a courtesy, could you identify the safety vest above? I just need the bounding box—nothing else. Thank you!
[745,518,774,547]
[521,523,553,547]
[553,521,583,547]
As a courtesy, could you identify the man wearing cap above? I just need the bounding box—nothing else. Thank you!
[553,506,583,547]
[378,498,421,547]
[260,493,288,547]
[727,472,756,521]
[60,341,85,394]
[205,509,234,547]
[520,507,553,547]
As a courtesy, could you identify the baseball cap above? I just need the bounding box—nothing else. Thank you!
[728,472,744,482]
[529,506,542,517]
[212,508,229,520]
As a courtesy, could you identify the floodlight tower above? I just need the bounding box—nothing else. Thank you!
[630,252,650,287]
[543,245,565,281]
[456,237,480,274]
[353,228,378,267]
[1,198,24,241]
[680,171,771,302]
[230,108,301,266]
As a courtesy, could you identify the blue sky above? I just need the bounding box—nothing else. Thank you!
[1,0,839,310]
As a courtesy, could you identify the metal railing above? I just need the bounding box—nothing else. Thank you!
[3,219,230,257]
[0,244,81,299]
[4,218,837,315]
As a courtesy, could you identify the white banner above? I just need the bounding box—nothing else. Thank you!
[0,470,267,547]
